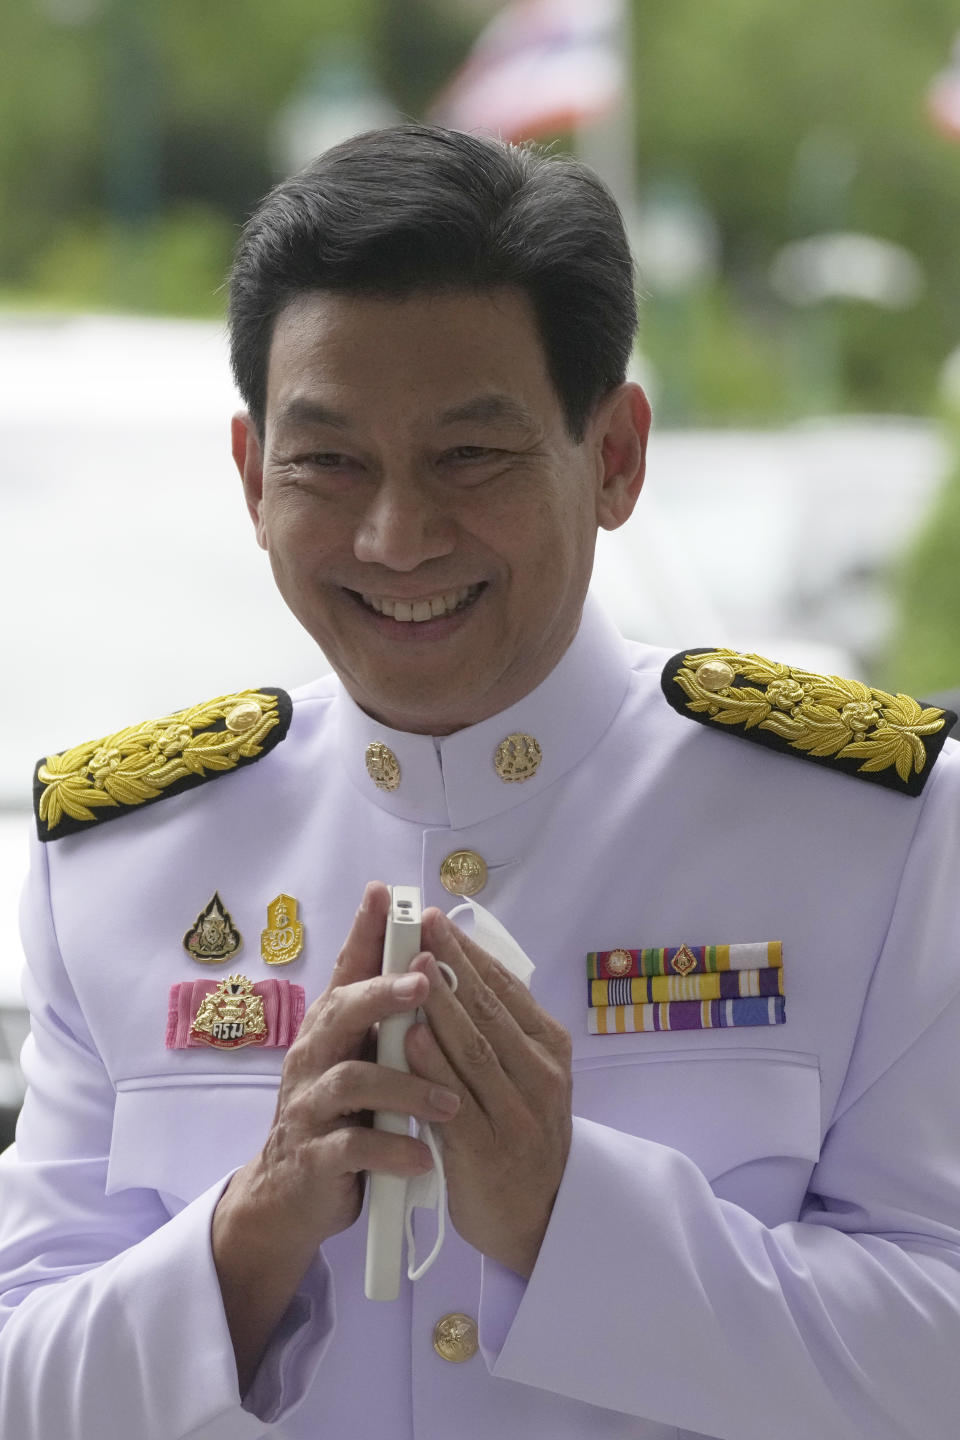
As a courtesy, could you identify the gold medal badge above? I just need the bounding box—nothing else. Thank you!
[261,893,304,966]
[189,975,267,1048]
[183,893,242,963]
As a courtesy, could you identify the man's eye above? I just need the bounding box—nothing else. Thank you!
[445,446,498,461]
[286,452,364,476]
[304,452,353,468]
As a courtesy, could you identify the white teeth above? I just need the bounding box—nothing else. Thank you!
[359,585,479,621]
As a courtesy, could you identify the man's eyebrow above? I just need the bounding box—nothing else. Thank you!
[273,393,540,432]
[274,399,351,430]
[437,394,539,429]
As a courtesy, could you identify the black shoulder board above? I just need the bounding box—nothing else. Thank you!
[33,687,292,841]
[661,648,955,797]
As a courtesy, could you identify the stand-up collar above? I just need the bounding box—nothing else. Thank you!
[335,595,632,829]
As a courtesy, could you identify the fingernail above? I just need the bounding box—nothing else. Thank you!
[392,973,422,1000]
[429,1086,461,1117]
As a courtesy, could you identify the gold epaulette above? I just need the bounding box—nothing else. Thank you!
[33,687,292,841]
[661,649,955,797]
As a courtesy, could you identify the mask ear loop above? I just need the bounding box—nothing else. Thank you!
[405,1121,446,1280]
[404,959,458,1282]
[432,960,458,993]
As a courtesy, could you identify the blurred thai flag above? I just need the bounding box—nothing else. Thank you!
[430,0,625,142]
[926,34,960,143]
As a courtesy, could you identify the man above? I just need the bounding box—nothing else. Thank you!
[1,124,959,1440]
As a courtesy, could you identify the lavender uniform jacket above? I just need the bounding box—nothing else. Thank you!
[2,597,960,1440]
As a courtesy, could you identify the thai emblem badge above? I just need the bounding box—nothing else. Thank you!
[671,944,698,976]
[189,975,267,1048]
[183,893,242,963]
[261,893,304,966]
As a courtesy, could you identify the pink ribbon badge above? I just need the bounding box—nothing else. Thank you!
[166,976,305,1050]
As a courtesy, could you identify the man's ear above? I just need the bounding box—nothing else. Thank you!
[231,412,268,549]
[592,383,652,532]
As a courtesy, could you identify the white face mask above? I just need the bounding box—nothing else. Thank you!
[403,899,536,1282]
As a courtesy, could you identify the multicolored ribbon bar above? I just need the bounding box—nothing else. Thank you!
[586,941,782,980]
[589,967,783,1008]
[588,996,786,1034]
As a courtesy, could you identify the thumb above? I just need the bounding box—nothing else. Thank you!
[325,882,391,996]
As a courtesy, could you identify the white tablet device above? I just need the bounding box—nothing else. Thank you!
[364,885,423,1301]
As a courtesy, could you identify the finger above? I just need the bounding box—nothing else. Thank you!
[296,967,431,1070]
[407,950,518,1113]
[412,924,570,1110]
[319,1124,435,1180]
[422,909,554,1042]
[403,1019,494,1170]
[308,1058,461,1127]
[404,1018,465,1094]
[296,883,393,1047]
[416,918,532,1073]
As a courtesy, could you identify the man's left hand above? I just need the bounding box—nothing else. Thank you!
[405,909,572,1278]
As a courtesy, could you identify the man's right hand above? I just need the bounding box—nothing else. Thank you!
[211,882,459,1394]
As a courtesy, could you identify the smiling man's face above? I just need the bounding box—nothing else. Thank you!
[233,287,648,735]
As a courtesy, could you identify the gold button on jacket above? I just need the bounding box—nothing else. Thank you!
[439,850,488,897]
[432,1312,479,1362]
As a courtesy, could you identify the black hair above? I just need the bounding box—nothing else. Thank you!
[228,123,637,441]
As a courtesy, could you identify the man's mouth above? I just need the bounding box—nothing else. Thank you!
[350,583,484,623]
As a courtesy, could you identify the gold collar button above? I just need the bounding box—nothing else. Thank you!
[494,732,542,783]
[365,741,401,792]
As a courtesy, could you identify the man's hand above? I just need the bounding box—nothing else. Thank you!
[405,909,573,1279]
[212,883,460,1392]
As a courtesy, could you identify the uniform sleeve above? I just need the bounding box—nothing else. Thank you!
[0,839,334,1440]
[481,748,960,1440]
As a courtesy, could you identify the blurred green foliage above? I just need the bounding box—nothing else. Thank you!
[634,0,960,422]
[22,204,235,315]
[0,0,381,308]
[885,411,960,696]
[1,0,960,428]
[639,284,789,423]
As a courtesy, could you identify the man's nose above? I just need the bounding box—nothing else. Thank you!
[352,475,455,572]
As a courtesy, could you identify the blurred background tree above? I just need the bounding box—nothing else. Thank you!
[3,0,960,422]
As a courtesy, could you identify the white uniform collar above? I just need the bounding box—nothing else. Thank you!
[335,594,632,829]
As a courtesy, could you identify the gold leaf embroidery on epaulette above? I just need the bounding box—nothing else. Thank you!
[673,650,948,784]
[36,690,281,832]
